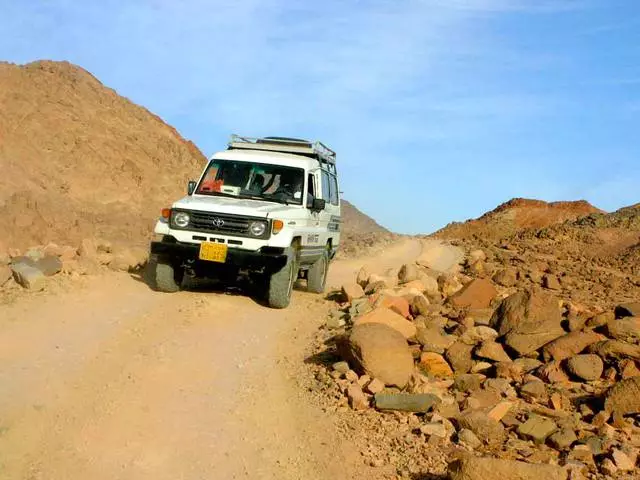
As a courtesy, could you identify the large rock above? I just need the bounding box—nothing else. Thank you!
[341,323,414,388]
[604,376,640,416]
[379,295,411,319]
[439,274,463,298]
[475,341,512,363]
[409,294,431,317]
[419,352,454,377]
[607,317,640,344]
[35,256,63,276]
[11,262,46,290]
[398,263,419,284]
[460,326,499,345]
[491,289,564,356]
[566,354,603,381]
[446,341,475,373]
[615,302,640,318]
[416,327,456,354]
[542,331,605,362]
[493,268,518,287]
[354,307,417,339]
[374,392,440,413]
[588,340,640,360]
[449,279,498,310]
[341,283,365,303]
[448,456,566,480]
[457,410,505,448]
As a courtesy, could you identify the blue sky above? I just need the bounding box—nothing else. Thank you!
[1,0,638,233]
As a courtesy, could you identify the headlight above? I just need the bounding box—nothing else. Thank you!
[249,221,267,237]
[173,212,190,228]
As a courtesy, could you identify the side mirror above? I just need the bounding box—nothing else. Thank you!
[312,198,326,211]
[187,180,197,195]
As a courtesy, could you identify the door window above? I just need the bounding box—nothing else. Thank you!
[321,171,331,202]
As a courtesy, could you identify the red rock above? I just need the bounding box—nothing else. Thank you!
[380,295,411,319]
[449,278,498,309]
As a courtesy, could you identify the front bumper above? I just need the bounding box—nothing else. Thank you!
[150,240,288,271]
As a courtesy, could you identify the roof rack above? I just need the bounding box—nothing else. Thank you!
[227,134,336,166]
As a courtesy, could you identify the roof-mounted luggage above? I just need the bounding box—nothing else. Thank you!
[228,134,336,167]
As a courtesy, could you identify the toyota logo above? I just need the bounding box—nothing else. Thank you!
[211,217,225,228]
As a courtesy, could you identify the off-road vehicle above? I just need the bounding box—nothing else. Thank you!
[149,135,341,308]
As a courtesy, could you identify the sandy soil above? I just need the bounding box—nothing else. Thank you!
[0,239,425,480]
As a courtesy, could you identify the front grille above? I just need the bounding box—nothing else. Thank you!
[172,210,270,239]
[190,211,249,235]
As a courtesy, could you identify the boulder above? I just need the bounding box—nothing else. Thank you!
[519,381,547,403]
[35,256,63,276]
[356,267,370,288]
[469,249,486,263]
[354,307,417,339]
[460,326,499,345]
[341,283,365,303]
[409,294,431,317]
[475,341,512,363]
[445,341,475,374]
[78,238,99,259]
[449,278,498,310]
[491,289,564,356]
[398,263,419,284]
[517,414,557,444]
[419,352,454,378]
[615,302,640,318]
[548,429,578,450]
[566,354,603,381]
[585,311,614,329]
[604,376,640,416]
[419,273,440,297]
[453,373,484,393]
[11,263,46,290]
[415,327,456,354]
[447,455,566,480]
[379,295,411,319]
[346,384,368,410]
[457,410,505,448]
[374,392,440,413]
[607,317,640,344]
[341,323,414,388]
[543,274,562,291]
[588,340,640,360]
[493,268,518,287]
[542,331,606,362]
[537,361,570,384]
[438,274,463,298]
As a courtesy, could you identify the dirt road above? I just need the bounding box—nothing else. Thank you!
[0,239,440,480]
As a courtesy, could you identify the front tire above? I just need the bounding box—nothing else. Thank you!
[266,248,297,309]
[307,249,329,294]
[150,255,183,293]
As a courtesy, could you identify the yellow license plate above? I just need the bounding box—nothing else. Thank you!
[198,242,228,263]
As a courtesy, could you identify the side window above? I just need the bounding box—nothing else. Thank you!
[307,173,315,208]
[330,175,339,205]
[321,171,331,202]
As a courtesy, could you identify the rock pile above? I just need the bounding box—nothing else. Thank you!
[318,247,640,479]
[0,238,147,291]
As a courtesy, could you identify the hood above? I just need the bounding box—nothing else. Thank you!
[172,195,301,218]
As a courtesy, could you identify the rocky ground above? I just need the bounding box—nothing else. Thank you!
[306,235,640,479]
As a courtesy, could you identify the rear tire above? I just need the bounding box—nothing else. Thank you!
[150,255,183,293]
[266,247,297,309]
[307,250,329,294]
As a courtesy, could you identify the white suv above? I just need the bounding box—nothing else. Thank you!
[149,135,341,308]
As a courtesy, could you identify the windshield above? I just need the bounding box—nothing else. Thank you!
[196,159,305,205]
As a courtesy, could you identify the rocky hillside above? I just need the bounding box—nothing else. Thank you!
[0,60,206,250]
[338,200,398,258]
[435,198,602,241]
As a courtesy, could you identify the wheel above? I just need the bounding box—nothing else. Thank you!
[266,247,298,309]
[307,249,329,294]
[150,255,183,293]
